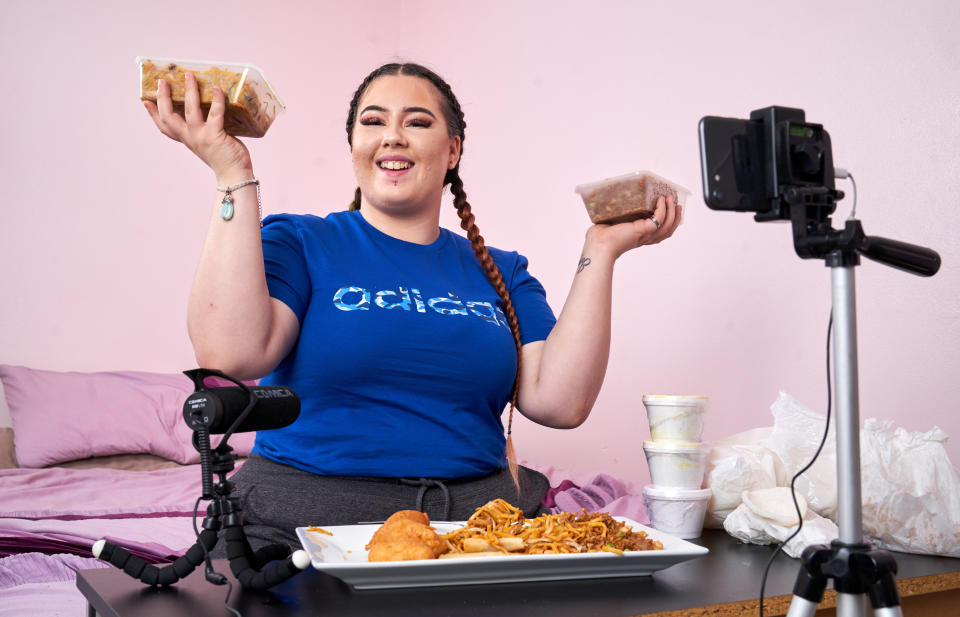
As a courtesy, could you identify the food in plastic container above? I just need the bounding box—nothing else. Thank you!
[575,171,690,225]
[642,440,710,489]
[642,485,712,539]
[641,394,708,442]
[136,56,285,138]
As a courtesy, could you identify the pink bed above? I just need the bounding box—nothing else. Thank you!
[0,365,260,616]
[0,364,647,616]
[0,464,210,616]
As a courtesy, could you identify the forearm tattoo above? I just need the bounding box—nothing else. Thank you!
[577,256,592,273]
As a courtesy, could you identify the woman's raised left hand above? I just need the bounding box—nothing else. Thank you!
[584,194,683,261]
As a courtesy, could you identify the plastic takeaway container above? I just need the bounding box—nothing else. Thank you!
[136,56,285,137]
[641,394,709,442]
[642,485,712,539]
[643,440,711,489]
[575,171,690,225]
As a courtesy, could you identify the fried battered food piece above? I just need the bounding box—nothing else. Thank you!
[385,510,430,526]
[365,518,447,556]
[368,540,436,562]
[364,510,449,561]
[365,510,430,548]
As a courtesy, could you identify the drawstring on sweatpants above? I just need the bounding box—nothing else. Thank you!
[398,477,452,520]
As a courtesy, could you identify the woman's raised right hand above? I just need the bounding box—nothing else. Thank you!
[143,71,253,183]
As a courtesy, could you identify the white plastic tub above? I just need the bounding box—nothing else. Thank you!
[643,440,710,489]
[642,485,712,539]
[641,394,708,442]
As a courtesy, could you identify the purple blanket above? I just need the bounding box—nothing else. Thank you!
[0,465,201,519]
[0,553,109,617]
[0,465,220,617]
[0,465,206,560]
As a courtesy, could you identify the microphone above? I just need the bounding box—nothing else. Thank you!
[182,385,300,434]
[93,369,309,592]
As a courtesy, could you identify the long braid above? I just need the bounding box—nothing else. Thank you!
[449,173,523,489]
[349,187,361,211]
[346,62,524,492]
[425,69,524,491]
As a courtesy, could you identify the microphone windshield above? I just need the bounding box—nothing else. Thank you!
[183,386,300,434]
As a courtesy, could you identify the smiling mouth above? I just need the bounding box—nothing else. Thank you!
[378,160,413,170]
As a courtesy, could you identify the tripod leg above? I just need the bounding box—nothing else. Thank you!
[251,543,297,568]
[869,582,903,617]
[223,525,310,590]
[867,551,903,617]
[92,528,219,586]
[836,592,868,617]
[870,603,903,617]
[787,545,832,617]
[786,596,821,617]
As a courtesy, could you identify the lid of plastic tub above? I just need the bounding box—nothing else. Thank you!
[642,394,708,401]
[642,485,712,500]
[641,394,709,406]
[574,170,691,200]
[642,440,710,453]
[135,55,286,109]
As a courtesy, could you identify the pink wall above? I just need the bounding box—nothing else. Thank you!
[2,0,958,485]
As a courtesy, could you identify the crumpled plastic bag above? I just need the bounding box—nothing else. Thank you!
[762,391,838,519]
[860,419,960,557]
[703,427,787,528]
[705,390,960,558]
[723,487,838,558]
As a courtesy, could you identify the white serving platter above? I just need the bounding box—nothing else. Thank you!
[295,517,708,589]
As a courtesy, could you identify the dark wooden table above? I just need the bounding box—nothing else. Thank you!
[77,530,960,617]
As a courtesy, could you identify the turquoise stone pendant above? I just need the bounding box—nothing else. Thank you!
[219,193,235,221]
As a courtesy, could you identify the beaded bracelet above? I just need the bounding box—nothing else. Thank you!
[216,179,262,227]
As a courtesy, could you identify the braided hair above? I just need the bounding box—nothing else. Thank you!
[346,63,524,490]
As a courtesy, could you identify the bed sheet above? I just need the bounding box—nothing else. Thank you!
[0,465,211,559]
[0,465,201,519]
[0,553,109,617]
[0,464,211,615]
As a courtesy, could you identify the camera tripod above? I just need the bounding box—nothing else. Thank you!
[698,106,941,617]
[782,213,940,617]
[93,421,309,589]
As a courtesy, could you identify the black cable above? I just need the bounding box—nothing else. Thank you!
[758,310,833,617]
[190,495,215,579]
[223,581,242,617]
[191,491,243,617]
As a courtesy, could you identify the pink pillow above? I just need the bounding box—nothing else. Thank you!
[0,365,255,468]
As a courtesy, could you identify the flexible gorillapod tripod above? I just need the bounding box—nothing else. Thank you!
[92,370,309,590]
[782,215,940,617]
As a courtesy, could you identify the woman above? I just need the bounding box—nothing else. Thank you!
[145,62,681,550]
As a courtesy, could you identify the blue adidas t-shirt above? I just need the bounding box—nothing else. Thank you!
[252,210,557,478]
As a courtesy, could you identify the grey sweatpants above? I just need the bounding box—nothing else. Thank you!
[211,454,550,556]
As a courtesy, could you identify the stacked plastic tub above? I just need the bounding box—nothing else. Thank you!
[640,395,712,539]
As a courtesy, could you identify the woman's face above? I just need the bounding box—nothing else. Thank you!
[351,75,461,215]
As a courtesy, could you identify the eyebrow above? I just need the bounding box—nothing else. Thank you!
[359,105,437,119]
